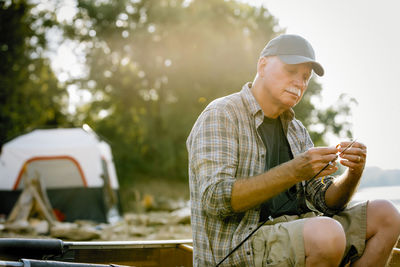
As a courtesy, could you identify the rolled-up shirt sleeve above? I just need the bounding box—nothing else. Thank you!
[305,176,345,216]
[188,106,239,218]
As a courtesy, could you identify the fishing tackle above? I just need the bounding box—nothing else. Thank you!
[321,139,357,185]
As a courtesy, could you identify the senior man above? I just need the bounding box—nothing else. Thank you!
[187,34,400,266]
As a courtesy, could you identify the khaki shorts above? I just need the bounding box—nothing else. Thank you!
[251,201,367,267]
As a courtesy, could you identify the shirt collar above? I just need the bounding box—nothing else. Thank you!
[240,82,262,117]
[240,82,295,122]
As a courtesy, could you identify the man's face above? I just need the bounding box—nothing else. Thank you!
[259,56,312,109]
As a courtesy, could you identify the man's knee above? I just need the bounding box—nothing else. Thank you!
[367,199,400,237]
[304,217,346,260]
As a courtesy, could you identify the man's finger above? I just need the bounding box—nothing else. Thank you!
[308,146,338,156]
[340,148,364,156]
[339,141,366,150]
[344,154,363,163]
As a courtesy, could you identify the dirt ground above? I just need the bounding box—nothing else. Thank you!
[0,179,192,242]
[0,209,192,241]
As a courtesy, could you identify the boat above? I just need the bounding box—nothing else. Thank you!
[0,238,399,266]
[0,238,193,267]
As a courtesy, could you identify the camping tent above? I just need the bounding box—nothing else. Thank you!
[0,127,120,223]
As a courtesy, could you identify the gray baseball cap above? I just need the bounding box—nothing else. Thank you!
[260,34,324,76]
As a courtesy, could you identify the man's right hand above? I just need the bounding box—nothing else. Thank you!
[231,146,339,212]
[290,146,339,182]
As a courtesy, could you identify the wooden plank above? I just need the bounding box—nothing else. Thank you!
[73,247,192,267]
[65,240,193,267]
[65,239,193,249]
[74,247,162,266]
[389,248,400,267]
[6,189,33,222]
[176,244,193,266]
[178,244,193,253]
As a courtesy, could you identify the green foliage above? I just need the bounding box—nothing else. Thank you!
[294,84,356,146]
[62,0,355,183]
[0,0,69,147]
[63,0,280,183]
[1,0,356,185]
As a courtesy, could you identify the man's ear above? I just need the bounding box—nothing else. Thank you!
[257,57,267,77]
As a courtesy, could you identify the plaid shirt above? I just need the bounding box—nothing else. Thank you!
[187,83,340,266]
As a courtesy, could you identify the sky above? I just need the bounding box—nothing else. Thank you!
[245,0,400,170]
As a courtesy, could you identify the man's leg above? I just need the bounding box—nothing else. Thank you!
[352,199,400,266]
[303,216,347,267]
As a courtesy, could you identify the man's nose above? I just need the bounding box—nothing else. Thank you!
[293,76,306,88]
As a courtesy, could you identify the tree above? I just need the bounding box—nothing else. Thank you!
[63,0,354,183]
[0,0,69,148]
[294,81,356,146]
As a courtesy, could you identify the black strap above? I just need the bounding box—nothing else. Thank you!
[0,239,63,260]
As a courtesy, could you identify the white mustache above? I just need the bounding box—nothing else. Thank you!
[286,88,301,97]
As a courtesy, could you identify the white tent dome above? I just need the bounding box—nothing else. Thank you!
[0,128,118,191]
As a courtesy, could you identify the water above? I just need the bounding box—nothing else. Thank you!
[351,186,400,211]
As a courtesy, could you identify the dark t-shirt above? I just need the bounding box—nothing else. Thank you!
[258,116,300,221]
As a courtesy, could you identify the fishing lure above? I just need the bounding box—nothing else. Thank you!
[321,139,357,184]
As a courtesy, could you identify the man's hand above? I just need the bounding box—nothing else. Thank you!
[337,141,367,177]
[325,141,367,209]
[291,146,339,182]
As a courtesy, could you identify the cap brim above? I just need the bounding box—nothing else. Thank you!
[278,55,324,76]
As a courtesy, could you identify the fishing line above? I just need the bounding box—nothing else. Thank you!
[215,197,292,266]
[215,140,357,266]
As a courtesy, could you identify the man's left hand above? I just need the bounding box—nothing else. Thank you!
[338,141,367,176]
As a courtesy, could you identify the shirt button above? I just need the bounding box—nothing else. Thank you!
[249,227,253,231]
[261,154,265,158]
[247,251,251,255]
